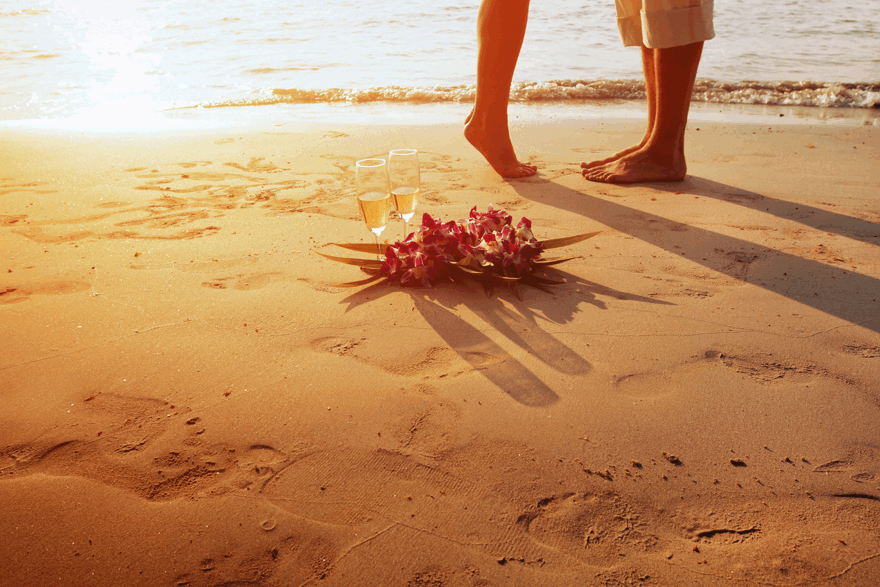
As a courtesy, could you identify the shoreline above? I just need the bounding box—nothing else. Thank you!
[2,99,878,134]
[2,117,879,586]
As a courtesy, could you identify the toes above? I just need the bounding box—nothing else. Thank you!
[583,170,612,183]
[503,163,537,178]
[582,163,609,180]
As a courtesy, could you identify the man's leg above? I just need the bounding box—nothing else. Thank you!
[583,41,703,183]
[581,46,657,171]
[464,0,537,178]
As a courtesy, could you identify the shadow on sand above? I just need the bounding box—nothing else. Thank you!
[339,267,671,407]
[504,172,879,333]
[336,171,878,405]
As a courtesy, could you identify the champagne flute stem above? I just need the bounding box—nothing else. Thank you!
[374,234,382,260]
[402,220,408,240]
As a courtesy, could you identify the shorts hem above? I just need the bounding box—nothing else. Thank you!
[616,0,715,48]
[640,0,715,48]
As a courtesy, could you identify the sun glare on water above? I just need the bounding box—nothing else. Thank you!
[39,0,175,129]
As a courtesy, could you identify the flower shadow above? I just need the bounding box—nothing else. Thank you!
[412,294,560,406]
[336,267,672,406]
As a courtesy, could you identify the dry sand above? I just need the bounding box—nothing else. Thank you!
[1,115,879,586]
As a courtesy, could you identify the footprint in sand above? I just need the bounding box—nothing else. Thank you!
[13,225,96,244]
[224,157,282,173]
[182,257,259,274]
[3,445,40,466]
[201,272,287,290]
[1,393,170,472]
[116,210,213,229]
[842,342,880,359]
[0,287,28,305]
[612,371,678,399]
[678,508,762,547]
[417,152,462,174]
[309,336,471,380]
[0,269,95,304]
[404,383,442,396]
[175,533,303,587]
[487,197,530,213]
[519,492,657,563]
[703,349,840,386]
[296,277,346,294]
[229,444,302,493]
[422,192,451,205]
[812,445,880,486]
[721,190,763,202]
[0,181,57,196]
[722,251,763,279]
[260,444,648,569]
[263,447,494,531]
[0,214,27,225]
[238,445,289,472]
[0,394,248,502]
[614,348,854,398]
[630,215,690,234]
[390,401,462,460]
[684,288,714,298]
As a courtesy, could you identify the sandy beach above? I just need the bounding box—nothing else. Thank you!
[1,115,879,586]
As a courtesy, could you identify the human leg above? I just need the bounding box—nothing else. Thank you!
[580,46,657,171]
[464,0,537,178]
[582,40,703,183]
[582,0,712,183]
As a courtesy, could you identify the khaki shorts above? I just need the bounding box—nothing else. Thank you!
[615,0,715,48]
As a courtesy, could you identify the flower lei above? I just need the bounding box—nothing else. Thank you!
[317,207,600,295]
[381,206,543,287]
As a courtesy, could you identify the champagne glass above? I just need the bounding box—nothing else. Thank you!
[388,149,420,239]
[355,158,391,259]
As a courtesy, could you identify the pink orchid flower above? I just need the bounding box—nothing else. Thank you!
[400,252,434,287]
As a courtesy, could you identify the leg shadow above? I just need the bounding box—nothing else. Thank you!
[657,176,880,245]
[412,295,560,407]
[508,176,880,334]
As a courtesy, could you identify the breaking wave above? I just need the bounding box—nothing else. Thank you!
[196,79,880,110]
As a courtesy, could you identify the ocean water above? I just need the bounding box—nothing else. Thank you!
[2,0,879,125]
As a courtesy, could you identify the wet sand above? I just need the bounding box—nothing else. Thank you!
[1,117,879,586]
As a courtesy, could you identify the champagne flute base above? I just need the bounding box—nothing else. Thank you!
[401,212,415,240]
[370,227,385,260]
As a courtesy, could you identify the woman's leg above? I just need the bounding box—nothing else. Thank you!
[464,0,537,178]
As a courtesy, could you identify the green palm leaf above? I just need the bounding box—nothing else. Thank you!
[539,231,601,249]
[332,274,385,288]
[314,251,384,268]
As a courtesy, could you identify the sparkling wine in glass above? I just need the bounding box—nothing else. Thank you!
[388,149,420,239]
[355,158,391,259]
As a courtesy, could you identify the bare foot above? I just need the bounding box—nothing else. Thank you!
[581,149,686,184]
[580,140,647,171]
[464,115,537,178]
